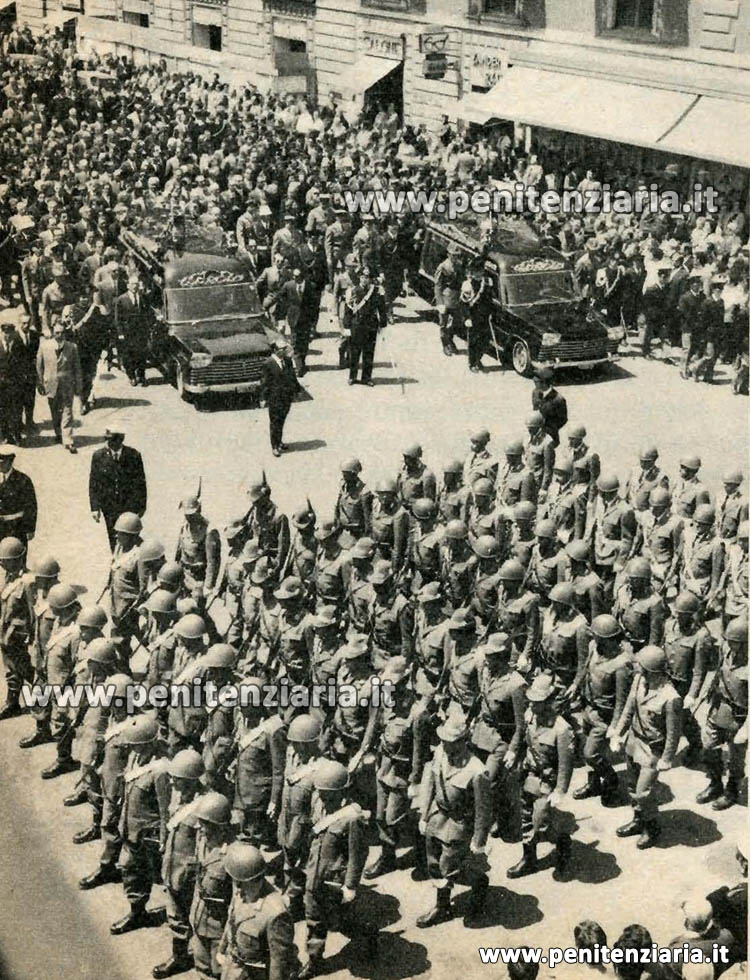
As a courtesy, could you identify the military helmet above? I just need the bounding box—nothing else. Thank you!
[196,791,232,826]
[293,506,316,530]
[85,637,119,665]
[694,504,715,526]
[224,841,266,881]
[350,537,376,559]
[412,498,437,521]
[251,556,273,584]
[0,536,25,561]
[565,540,590,563]
[725,618,747,645]
[674,592,701,615]
[473,478,494,498]
[402,443,422,459]
[77,605,108,629]
[473,535,500,559]
[375,478,397,495]
[514,500,536,522]
[288,714,322,743]
[535,519,557,540]
[314,759,349,791]
[526,411,544,430]
[590,614,620,639]
[504,439,524,457]
[274,576,302,600]
[174,613,206,639]
[442,459,463,475]
[47,583,79,611]
[369,560,393,585]
[106,672,132,699]
[680,455,701,472]
[549,582,576,607]
[470,428,490,446]
[597,473,620,494]
[120,714,159,744]
[627,557,651,580]
[145,588,177,615]
[169,748,204,780]
[445,520,468,541]
[158,561,184,589]
[638,645,667,673]
[498,559,525,582]
[568,424,586,443]
[140,538,166,562]
[341,458,362,475]
[203,643,237,670]
[553,457,574,476]
[722,469,743,486]
[649,487,671,509]
[114,512,142,535]
[33,556,60,579]
[639,446,658,462]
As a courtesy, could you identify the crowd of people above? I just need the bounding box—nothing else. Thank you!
[0,405,747,978]
[0,26,748,459]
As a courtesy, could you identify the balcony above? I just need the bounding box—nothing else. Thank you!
[263,0,315,15]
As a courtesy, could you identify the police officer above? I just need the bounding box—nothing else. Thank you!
[153,749,206,979]
[0,535,34,719]
[190,793,233,980]
[506,673,575,881]
[696,617,747,811]
[111,714,171,935]
[300,760,371,978]
[218,842,296,980]
[458,263,493,372]
[573,614,632,806]
[344,266,386,387]
[416,716,492,926]
[614,558,666,652]
[611,646,682,849]
[664,592,713,764]
[334,458,372,547]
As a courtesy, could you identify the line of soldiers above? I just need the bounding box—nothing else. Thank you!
[0,421,747,980]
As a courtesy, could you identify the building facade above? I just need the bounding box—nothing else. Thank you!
[15,0,750,171]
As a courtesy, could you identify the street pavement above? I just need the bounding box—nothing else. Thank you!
[0,293,746,980]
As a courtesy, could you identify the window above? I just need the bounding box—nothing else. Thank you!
[485,0,518,14]
[193,23,222,49]
[614,0,654,30]
[596,0,687,44]
[123,10,149,25]
[468,0,544,27]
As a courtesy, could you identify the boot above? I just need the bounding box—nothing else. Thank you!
[111,902,149,935]
[636,820,661,849]
[616,813,644,838]
[572,770,601,800]
[152,938,194,978]
[299,955,324,979]
[73,825,101,844]
[79,863,121,890]
[0,694,22,720]
[411,835,429,881]
[416,885,452,928]
[712,778,738,811]
[696,779,723,805]
[64,789,89,807]
[507,841,537,879]
[41,758,79,779]
[600,768,621,808]
[364,844,396,879]
[466,874,489,917]
[553,834,573,881]
[19,723,53,748]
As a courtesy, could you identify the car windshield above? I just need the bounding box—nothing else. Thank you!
[165,284,264,324]
[504,270,579,306]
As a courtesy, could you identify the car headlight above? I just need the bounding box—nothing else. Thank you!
[191,353,213,369]
[541,332,561,347]
[607,326,625,341]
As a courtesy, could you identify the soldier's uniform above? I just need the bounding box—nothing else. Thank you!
[110,540,144,652]
[700,639,747,807]
[118,753,171,915]
[241,587,281,677]
[219,879,296,980]
[44,615,82,765]
[203,702,236,798]
[539,606,589,709]
[523,431,555,493]
[95,718,130,876]
[346,563,374,635]
[409,519,444,591]
[303,797,370,964]
[28,580,58,735]
[496,463,537,509]
[277,748,319,904]
[643,510,683,594]
[577,640,632,800]
[673,476,711,521]
[544,479,577,544]
[334,478,372,548]
[190,837,232,979]
[328,655,374,764]
[716,488,748,544]
[624,464,669,506]
[0,567,34,712]
[614,581,666,651]
[663,616,712,759]
[723,538,749,623]
[444,627,482,715]
[232,712,287,843]
[433,254,463,354]
[567,567,607,624]
[370,498,409,574]
[175,516,221,596]
[439,540,475,611]
[496,584,539,675]
[516,710,575,852]
[527,545,568,607]
[162,793,202,955]
[680,525,724,605]
[246,505,290,582]
[592,496,637,598]
[167,646,209,754]
[368,587,414,671]
[413,605,448,701]
[397,461,437,510]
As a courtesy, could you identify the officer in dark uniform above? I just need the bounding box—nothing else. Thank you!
[0,444,37,545]
[458,260,493,372]
[344,266,386,387]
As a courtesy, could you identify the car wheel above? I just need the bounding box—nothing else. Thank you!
[512,340,532,377]
[174,363,194,404]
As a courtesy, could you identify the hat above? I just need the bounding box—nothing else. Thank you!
[342,634,370,659]
[369,560,393,585]
[350,537,375,560]
[180,495,201,515]
[274,576,302,600]
[417,581,442,603]
[0,443,17,457]
[526,673,557,702]
[448,607,474,630]
[436,717,468,742]
[314,519,337,541]
[480,632,511,657]
[312,604,338,628]
[535,366,553,382]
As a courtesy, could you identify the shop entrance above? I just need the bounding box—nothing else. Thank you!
[363,60,403,125]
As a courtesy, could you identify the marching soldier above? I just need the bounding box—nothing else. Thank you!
[190,793,234,980]
[572,614,632,806]
[175,496,221,599]
[673,456,712,521]
[643,487,683,597]
[412,581,449,703]
[153,749,205,979]
[313,519,351,610]
[167,614,209,754]
[524,412,555,495]
[324,207,353,289]
[143,589,178,697]
[564,540,607,624]
[277,713,322,917]
[111,714,171,935]
[201,644,238,798]
[241,558,281,676]
[20,555,60,746]
[346,537,376,634]
[591,474,637,602]
[38,582,82,779]
[325,635,375,766]
[110,511,146,656]
[437,459,470,525]
[723,520,748,627]
[416,716,493,926]
[527,520,568,607]
[467,479,504,551]
[679,504,725,613]
[624,445,669,505]
[0,535,34,719]
[696,616,747,811]
[439,520,475,610]
[444,606,482,716]
[496,440,537,508]
[408,498,444,591]
[282,503,317,582]
[506,673,576,881]
[397,444,437,508]
[370,478,409,576]
[307,606,344,716]
[244,479,290,582]
[611,646,682,849]
[571,457,594,540]
[510,501,538,568]
[567,425,600,492]
[334,458,372,547]
[716,470,747,543]
[544,458,577,544]
[367,560,414,671]
[218,842,296,980]
[664,592,713,764]
[538,582,589,715]
[496,558,540,675]
[434,242,463,356]
[300,759,372,978]
[231,679,287,844]
[614,558,666,652]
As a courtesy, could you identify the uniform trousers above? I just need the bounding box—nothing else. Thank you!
[2,637,32,703]
[119,837,162,906]
[165,876,195,941]
[348,330,377,383]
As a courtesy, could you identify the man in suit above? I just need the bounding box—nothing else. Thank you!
[0,445,37,545]
[13,312,39,437]
[261,340,299,457]
[641,265,671,358]
[114,275,148,386]
[36,320,82,454]
[531,366,568,448]
[677,276,705,379]
[89,424,147,551]
[0,320,26,444]
[345,267,387,387]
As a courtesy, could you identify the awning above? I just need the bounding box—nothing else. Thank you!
[458,66,696,153]
[655,96,750,170]
[0,0,16,11]
[193,3,222,26]
[333,56,401,98]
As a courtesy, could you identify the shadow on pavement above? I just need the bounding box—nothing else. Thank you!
[371,377,419,387]
[285,439,327,453]
[566,839,621,884]
[72,434,109,448]
[94,396,152,409]
[457,883,544,930]
[656,808,722,848]
[345,929,431,980]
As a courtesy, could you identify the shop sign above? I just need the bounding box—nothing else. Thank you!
[362,0,426,12]
[469,49,505,88]
[361,30,404,59]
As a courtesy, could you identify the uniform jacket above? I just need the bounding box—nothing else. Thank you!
[420,744,493,845]
[219,881,295,980]
[190,836,232,939]
[261,352,299,409]
[304,797,369,891]
[0,467,37,541]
